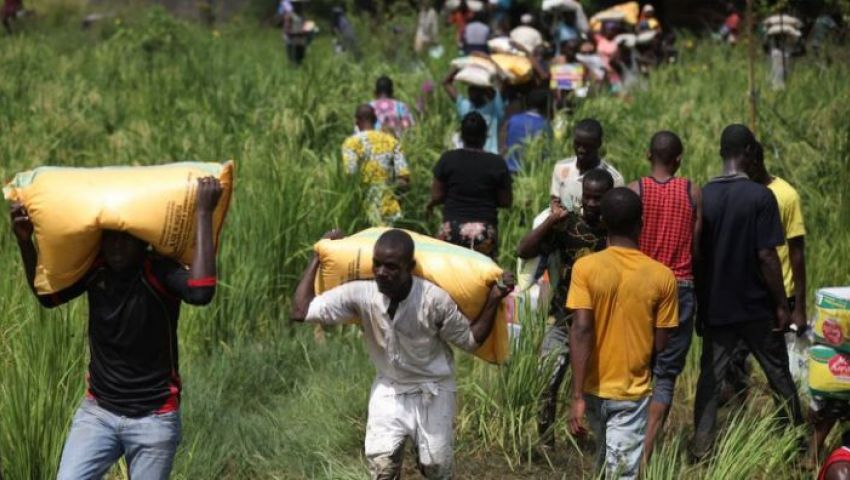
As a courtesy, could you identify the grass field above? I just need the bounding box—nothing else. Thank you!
[0,8,849,479]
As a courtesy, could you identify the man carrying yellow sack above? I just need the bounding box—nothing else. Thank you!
[10,177,223,480]
[291,229,514,479]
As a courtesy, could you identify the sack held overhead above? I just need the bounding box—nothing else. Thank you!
[4,161,234,294]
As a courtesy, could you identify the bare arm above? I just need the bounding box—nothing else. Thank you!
[11,203,87,308]
[654,328,672,355]
[691,182,703,272]
[442,68,460,102]
[397,175,411,191]
[190,177,222,282]
[425,178,447,219]
[499,119,508,156]
[469,272,514,344]
[11,203,38,296]
[627,179,640,195]
[516,205,567,258]
[290,255,320,322]
[788,236,807,332]
[569,308,594,436]
[758,247,792,331]
[290,230,344,322]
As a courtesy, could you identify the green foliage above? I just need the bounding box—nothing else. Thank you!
[0,12,848,479]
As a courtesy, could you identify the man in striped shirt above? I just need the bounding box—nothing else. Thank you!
[628,131,702,458]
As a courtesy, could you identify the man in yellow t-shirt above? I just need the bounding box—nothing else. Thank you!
[342,104,410,226]
[745,141,807,324]
[567,188,678,480]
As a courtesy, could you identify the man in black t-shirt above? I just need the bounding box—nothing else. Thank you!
[10,177,223,479]
[690,124,803,459]
[516,168,614,449]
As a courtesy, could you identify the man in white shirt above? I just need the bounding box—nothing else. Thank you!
[290,229,513,479]
[549,118,624,212]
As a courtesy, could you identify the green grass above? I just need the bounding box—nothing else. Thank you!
[1,9,849,479]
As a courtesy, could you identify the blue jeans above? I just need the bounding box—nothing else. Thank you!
[585,395,650,480]
[57,398,181,480]
[538,322,570,444]
[651,282,696,405]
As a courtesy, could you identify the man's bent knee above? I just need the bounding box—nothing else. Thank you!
[367,446,404,480]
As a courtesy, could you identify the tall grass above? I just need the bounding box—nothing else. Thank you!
[0,10,848,479]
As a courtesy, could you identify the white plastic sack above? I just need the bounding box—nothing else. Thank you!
[455,65,494,87]
[510,26,543,52]
[487,37,521,55]
[763,14,803,29]
[541,0,580,12]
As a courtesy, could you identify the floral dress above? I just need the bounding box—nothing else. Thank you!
[342,130,410,226]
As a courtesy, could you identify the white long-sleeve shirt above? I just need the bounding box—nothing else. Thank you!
[306,278,478,389]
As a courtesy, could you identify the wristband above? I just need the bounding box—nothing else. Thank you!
[188,277,217,287]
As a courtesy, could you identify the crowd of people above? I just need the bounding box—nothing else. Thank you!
[309,5,838,472]
[5,3,847,480]
[308,109,829,479]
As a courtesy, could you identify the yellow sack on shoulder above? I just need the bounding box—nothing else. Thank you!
[314,227,510,364]
[4,161,234,295]
[490,54,533,85]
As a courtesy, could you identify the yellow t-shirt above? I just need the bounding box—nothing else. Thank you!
[768,177,805,298]
[566,246,678,400]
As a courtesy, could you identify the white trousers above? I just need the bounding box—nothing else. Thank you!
[364,381,455,480]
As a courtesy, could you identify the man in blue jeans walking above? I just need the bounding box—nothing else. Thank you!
[10,177,223,479]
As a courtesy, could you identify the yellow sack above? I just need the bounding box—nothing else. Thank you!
[813,287,850,353]
[490,54,533,85]
[313,227,510,364]
[4,161,234,295]
[590,1,639,31]
[809,345,850,400]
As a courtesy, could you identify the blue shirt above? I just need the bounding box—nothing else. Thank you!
[505,111,550,173]
[456,93,505,155]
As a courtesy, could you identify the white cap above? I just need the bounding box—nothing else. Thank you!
[642,4,655,13]
[521,13,533,24]
[467,0,484,12]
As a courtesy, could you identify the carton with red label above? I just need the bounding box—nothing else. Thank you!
[813,287,850,353]
[809,344,850,400]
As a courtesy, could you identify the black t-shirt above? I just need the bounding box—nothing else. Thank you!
[433,148,512,224]
[539,212,606,326]
[40,256,215,417]
[698,175,785,326]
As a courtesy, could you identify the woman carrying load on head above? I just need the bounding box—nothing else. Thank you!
[426,112,512,260]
